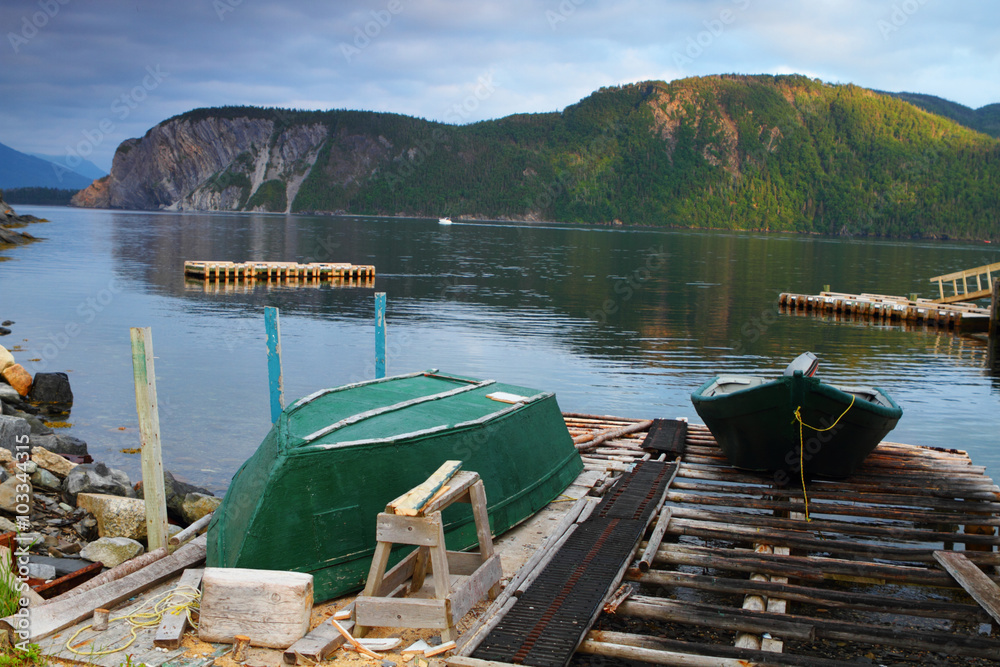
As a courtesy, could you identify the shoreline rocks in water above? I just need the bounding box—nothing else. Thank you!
[0,338,219,594]
[0,190,46,247]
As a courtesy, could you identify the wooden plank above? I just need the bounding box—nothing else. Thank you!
[376,512,442,546]
[375,292,386,379]
[1,535,207,643]
[154,569,204,649]
[389,461,462,516]
[355,596,449,629]
[130,326,169,551]
[449,554,502,620]
[199,567,312,648]
[934,550,1000,625]
[264,306,284,423]
[580,639,766,667]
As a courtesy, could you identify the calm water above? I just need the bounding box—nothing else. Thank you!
[2,206,998,492]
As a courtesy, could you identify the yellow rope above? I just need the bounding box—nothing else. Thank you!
[65,584,201,657]
[792,394,855,521]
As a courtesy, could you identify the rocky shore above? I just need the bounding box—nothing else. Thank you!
[0,191,44,248]
[0,335,220,595]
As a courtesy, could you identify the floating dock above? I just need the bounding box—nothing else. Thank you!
[183,260,375,283]
[780,291,992,332]
[454,414,1000,666]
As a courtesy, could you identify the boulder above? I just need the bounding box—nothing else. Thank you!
[0,475,31,513]
[1,364,32,396]
[51,434,89,457]
[181,492,222,524]
[136,470,214,519]
[31,446,77,478]
[80,537,144,568]
[0,384,19,404]
[62,462,135,506]
[0,414,30,454]
[29,372,73,407]
[76,493,147,540]
[0,345,13,372]
[31,468,62,491]
[0,516,18,532]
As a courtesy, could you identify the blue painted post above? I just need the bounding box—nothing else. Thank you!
[375,292,386,379]
[265,307,284,423]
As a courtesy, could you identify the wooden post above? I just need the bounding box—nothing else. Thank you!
[92,608,109,631]
[990,278,999,340]
[232,635,250,662]
[130,327,169,552]
[375,292,386,379]
[265,307,284,423]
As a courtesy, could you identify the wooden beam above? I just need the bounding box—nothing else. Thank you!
[388,460,462,516]
[934,550,1000,625]
[154,568,204,648]
[130,327,169,552]
[265,306,284,423]
[0,535,206,643]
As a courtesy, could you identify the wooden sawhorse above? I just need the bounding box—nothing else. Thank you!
[354,467,502,642]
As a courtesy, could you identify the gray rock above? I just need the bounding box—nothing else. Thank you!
[0,516,18,532]
[0,384,20,404]
[25,562,56,580]
[31,467,62,491]
[80,536,144,568]
[0,469,7,484]
[180,492,221,524]
[73,517,98,541]
[0,414,30,454]
[62,462,135,505]
[19,460,36,474]
[28,555,90,577]
[51,434,89,457]
[29,372,73,407]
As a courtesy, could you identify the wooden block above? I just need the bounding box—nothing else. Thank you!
[199,567,313,649]
[154,568,204,648]
[283,619,354,665]
[389,460,462,515]
[355,596,449,630]
[377,512,443,546]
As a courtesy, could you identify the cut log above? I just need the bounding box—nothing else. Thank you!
[0,534,206,643]
[199,567,313,649]
[169,512,213,546]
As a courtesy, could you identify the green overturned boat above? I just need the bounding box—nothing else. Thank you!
[691,353,903,479]
[206,371,583,601]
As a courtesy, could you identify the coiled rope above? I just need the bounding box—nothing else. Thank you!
[65,584,201,657]
[792,394,855,521]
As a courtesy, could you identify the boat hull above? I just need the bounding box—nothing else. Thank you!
[206,372,583,602]
[691,373,902,479]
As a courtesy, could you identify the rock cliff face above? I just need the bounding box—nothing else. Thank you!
[73,116,328,213]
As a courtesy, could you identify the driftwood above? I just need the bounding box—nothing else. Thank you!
[169,512,213,546]
[934,550,1000,625]
[0,535,206,643]
[573,420,653,452]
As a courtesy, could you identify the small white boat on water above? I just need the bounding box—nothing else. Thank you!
[438,216,453,225]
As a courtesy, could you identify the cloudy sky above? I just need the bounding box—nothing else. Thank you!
[1,0,997,172]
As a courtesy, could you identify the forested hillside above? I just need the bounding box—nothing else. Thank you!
[75,75,1000,241]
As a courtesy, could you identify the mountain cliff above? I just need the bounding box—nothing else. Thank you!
[73,75,1000,240]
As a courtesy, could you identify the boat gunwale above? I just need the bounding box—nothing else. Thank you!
[289,369,441,412]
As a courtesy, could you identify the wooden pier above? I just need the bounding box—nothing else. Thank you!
[455,414,1000,665]
[780,291,992,332]
[183,260,375,284]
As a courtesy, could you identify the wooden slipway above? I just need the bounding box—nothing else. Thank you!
[31,414,1000,666]
[780,291,991,332]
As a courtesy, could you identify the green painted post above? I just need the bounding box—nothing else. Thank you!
[265,307,284,423]
[375,292,386,379]
[130,327,169,552]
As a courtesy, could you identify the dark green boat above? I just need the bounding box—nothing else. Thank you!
[206,371,583,602]
[691,355,903,479]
